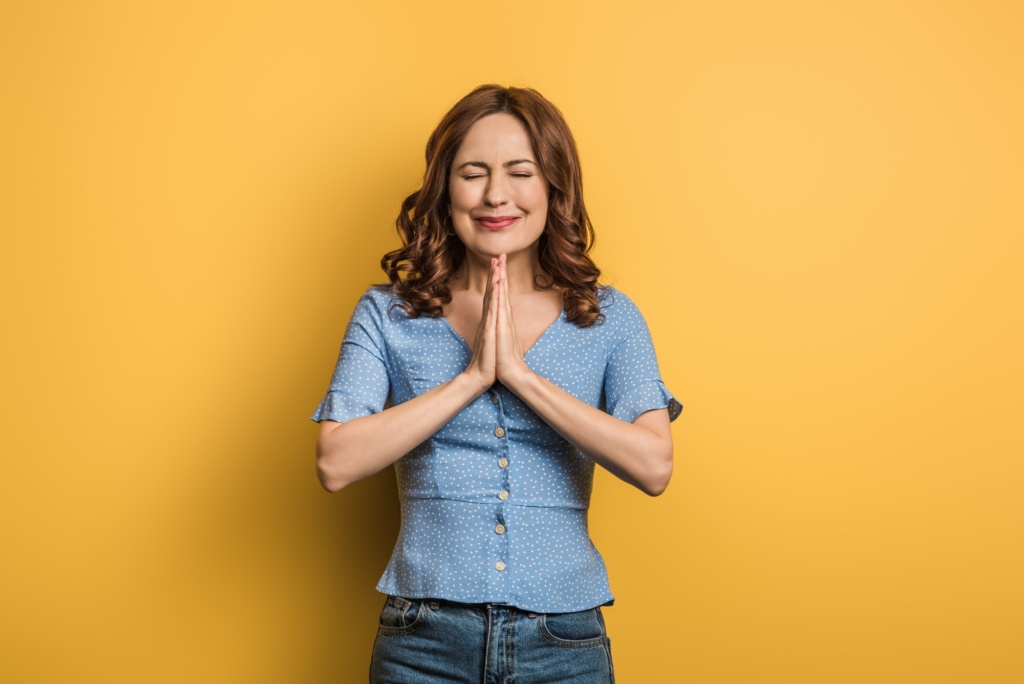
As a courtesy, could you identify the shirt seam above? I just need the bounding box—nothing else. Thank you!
[400,495,588,511]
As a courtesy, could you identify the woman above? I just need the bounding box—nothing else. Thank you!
[312,85,682,683]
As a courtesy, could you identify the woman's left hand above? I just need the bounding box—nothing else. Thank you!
[494,254,532,386]
[488,252,673,496]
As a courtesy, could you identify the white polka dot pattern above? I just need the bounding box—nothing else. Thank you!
[311,285,682,613]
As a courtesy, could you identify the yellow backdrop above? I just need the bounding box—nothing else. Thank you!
[3,1,1022,682]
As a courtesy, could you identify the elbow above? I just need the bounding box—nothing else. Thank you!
[316,461,348,493]
[640,449,673,497]
[315,435,351,493]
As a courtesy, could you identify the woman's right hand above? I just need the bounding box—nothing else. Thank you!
[461,257,500,393]
[317,257,507,492]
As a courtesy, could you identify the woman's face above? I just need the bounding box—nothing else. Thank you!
[448,113,549,262]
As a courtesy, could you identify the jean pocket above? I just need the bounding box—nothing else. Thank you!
[538,608,607,648]
[377,595,426,636]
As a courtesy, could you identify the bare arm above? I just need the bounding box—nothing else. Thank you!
[493,256,674,496]
[316,258,503,492]
[500,372,673,496]
[316,373,487,491]
[316,255,674,495]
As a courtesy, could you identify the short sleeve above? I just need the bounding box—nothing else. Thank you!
[310,290,391,423]
[603,297,683,424]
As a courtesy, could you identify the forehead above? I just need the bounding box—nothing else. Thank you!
[453,113,535,162]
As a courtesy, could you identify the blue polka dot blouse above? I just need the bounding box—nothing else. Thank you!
[311,285,682,613]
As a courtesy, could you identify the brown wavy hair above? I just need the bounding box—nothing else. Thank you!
[380,84,603,327]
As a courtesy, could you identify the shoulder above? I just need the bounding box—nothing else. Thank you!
[596,285,647,329]
[341,287,413,345]
[352,285,413,323]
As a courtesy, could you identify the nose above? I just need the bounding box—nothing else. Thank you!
[484,175,509,207]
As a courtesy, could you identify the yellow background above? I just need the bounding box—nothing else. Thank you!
[3,1,1022,682]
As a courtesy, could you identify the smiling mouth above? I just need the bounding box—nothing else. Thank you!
[475,216,520,230]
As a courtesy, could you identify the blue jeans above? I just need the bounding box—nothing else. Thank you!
[370,596,615,683]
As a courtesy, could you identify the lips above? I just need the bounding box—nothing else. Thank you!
[474,216,520,231]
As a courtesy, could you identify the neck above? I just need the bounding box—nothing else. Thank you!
[454,249,546,295]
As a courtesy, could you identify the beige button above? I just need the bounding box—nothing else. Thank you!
[491,393,499,404]
[498,490,509,501]
[494,426,505,438]
[495,561,507,571]
[495,524,506,535]
[497,457,509,468]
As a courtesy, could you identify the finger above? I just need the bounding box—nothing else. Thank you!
[482,257,496,305]
[495,257,506,317]
[498,258,524,358]
[489,260,500,316]
[501,257,514,324]
[475,266,499,384]
[490,262,500,316]
[489,264,501,319]
[495,264,514,353]
[485,261,500,331]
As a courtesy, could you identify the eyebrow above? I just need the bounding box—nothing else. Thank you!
[456,159,537,171]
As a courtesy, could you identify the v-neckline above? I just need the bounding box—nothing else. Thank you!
[440,307,565,360]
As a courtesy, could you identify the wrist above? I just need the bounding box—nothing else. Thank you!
[456,370,492,397]
[498,364,535,395]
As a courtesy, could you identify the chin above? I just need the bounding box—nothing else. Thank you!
[470,240,535,259]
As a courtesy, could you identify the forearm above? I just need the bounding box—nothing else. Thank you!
[316,372,486,492]
[502,370,673,496]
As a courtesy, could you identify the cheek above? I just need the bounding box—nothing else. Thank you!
[529,185,549,213]
[514,182,547,211]
[449,183,478,211]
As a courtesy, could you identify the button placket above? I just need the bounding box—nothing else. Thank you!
[490,388,511,577]
[492,387,511,500]
[492,510,509,574]
[492,504,510,572]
